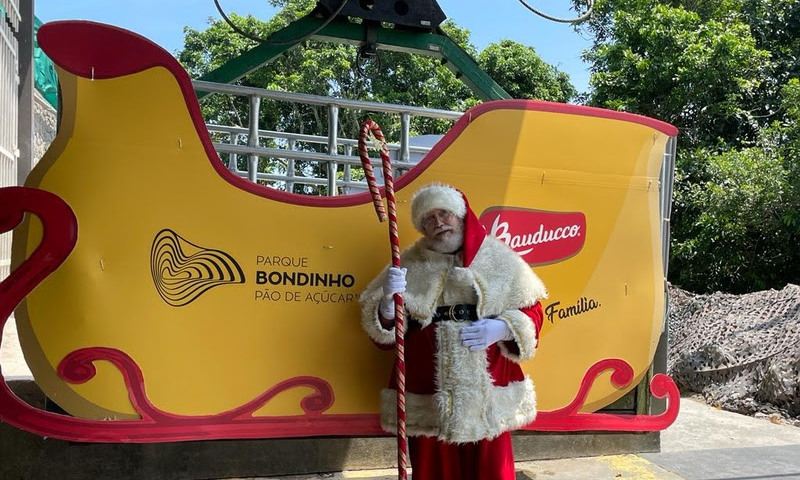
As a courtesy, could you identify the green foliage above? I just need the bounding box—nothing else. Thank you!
[742,0,800,97]
[670,80,800,293]
[585,1,769,150]
[671,146,795,292]
[478,40,577,102]
[578,0,800,292]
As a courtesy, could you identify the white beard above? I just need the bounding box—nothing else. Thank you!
[423,224,464,254]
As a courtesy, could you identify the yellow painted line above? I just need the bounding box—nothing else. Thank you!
[598,454,672,479]
[342,469,398,478]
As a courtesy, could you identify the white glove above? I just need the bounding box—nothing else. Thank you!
[379,267,406,318]
[460,318,513,351]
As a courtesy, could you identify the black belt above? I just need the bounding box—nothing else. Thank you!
[431,304,478,323]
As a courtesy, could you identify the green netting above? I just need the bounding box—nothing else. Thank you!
[34,16,59,109]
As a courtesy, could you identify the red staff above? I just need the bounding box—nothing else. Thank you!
[358,119,408,480]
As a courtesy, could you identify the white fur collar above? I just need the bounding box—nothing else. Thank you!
[360,235,547,347]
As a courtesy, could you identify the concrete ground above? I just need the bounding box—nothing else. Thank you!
[213,395,800,480]
[4,320,800,480]
[1,319,31,378]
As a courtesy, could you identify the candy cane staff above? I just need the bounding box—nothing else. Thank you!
[358,119,409,480]
[359,179,549,480]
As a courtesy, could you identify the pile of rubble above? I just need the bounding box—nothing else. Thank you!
[667,284,800,426]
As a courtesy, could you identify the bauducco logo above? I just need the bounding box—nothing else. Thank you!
[479,208,586,266]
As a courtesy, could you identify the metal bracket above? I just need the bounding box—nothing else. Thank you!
[197,13,510,101]
[360,21,379,59]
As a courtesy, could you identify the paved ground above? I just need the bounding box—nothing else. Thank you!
[167,392,798,480]
[4,320,800,479]
[214,387,800,480]
[1,319,31,378]
[640,398,800,480]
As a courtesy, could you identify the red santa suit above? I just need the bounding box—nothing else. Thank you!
[360,184,547,480]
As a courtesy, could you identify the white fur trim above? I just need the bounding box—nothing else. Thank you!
[497,309,538,362]
[470,236,548,317]
[410,184,466,232]
[381,388,441,437]
[379,322,538,443]
[359,236,547,345]
[380,379,537,443]
[358,267,397,345]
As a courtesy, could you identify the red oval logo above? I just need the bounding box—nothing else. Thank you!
[479,208,586,265]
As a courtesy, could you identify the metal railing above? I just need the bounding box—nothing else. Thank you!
[0,0,20,30]
[660,136,677,282]
[192,80,462,195]
[0,0,20,281]
[1,1,18,182]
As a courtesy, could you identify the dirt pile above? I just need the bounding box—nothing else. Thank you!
[668,284,800,426]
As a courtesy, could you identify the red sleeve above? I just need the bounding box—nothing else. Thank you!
[519,302,544,342]
[371,338,394,351]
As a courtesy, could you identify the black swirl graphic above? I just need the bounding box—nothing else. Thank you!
[150,229,244,307]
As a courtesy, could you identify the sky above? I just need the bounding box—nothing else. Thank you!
[34,0,593,94]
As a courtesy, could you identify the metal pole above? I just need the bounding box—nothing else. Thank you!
[227,133,239,172]
[16,0,34,186]
[248,95,261,183]
[287,138,296,193]
[652,135,678,415]
[399,112,410,176]
[327,104,339,196]
[660,136,677,277]
[343,144,352,194]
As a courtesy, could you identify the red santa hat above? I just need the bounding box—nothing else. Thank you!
[410,183,487,267]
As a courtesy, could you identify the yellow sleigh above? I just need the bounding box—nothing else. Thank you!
[0,21,678,442]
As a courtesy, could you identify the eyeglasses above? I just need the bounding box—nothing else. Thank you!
[422,210,454,229]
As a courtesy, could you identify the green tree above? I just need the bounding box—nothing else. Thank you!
[670,146,794,292]
[583,1,769,151]
[741,0,800,114]
[479,40,577,102]
[577,0,800,292]
[178,1,578,194]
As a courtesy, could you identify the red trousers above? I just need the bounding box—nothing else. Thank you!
[409,432,516,480]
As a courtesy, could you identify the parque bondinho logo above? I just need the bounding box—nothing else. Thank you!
[150,229,245,307]
[253,255,359,305]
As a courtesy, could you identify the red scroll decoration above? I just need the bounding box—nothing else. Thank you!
[528,358,680,431]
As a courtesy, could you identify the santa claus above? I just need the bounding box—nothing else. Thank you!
[360,183,547,480]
